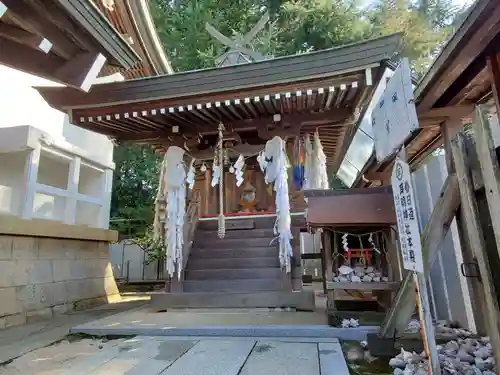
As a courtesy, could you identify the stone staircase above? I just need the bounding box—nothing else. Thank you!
[150,217,315,310]
[184,227,283,293]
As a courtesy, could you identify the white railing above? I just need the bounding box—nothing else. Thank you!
[22,143,112,228]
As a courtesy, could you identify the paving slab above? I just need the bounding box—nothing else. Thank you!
[68,307,377,340]
[0,299,148,365]
[318,342,351,375]
[0,336,350,375]
[159,340,255,375]
[239,341,320,375]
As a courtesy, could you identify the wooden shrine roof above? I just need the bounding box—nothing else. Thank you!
[95,0,174,79]
[359,0,500,186]
[35,34,402,169]
[0,0,139,90]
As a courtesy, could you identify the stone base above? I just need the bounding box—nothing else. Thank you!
[0,235,120,329]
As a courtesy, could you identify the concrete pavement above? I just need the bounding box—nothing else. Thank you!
[0,336,350,375]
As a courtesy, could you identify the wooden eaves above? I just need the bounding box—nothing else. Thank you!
[359,0,500,187]
[34,34,403,171]
[0,0,139,91]
[96,0,173,78]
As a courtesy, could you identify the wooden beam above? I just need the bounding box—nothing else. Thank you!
[117,108,351,141]
[418,105,474,120]
[472,105,500,278]
[323,230,333,293]
[362,171,391,183]
[379,173,460,338]
[416,1,500,112]
[3,0,78,59]
[0,35,65,78]
[450,131,500,367]
[327,281,400,291]
[54,52,107,92]
[0,23,52,53]
[258,125,301,140]
[487,54,500,114]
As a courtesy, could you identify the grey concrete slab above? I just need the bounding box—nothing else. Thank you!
[71,324,378,341]
[124,359,176,375]
[150,290,315,309]
[152,336,339,343]
[159,340,256,375]
[0,299,148,365]
[239,341,320,375]
[318,342,350,375]
[57,343,122,375]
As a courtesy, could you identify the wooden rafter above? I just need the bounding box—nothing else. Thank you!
[3,0,78,59]
[0,22,52,53]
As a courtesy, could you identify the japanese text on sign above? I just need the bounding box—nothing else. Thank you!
[391,158,424,273]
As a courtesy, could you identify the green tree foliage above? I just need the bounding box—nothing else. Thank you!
[111,0,468,235]
[367,0,469,75]
[110,143,161,236]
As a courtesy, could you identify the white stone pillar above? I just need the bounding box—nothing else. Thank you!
[20,143,41,218]
[63,156,81,224]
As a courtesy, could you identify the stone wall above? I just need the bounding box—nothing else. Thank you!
[0,235,119,329]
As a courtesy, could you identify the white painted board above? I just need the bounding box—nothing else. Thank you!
[372,58,419,161]
[391,157,424,272]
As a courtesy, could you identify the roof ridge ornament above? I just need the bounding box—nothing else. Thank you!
[206,11,271,67]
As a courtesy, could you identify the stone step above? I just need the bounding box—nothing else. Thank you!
[187,257,280,270]
[198,216,276,231]
[195,228,275,240]
[190,247,278,259]
[195,237,273,249]
[150,290,315,310]
[185,267,282,280]
[183,278,283,293]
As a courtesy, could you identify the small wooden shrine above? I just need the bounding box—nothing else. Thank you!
[305,186,401,324]
[36,33,403,306]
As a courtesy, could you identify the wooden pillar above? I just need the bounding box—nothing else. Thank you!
[450,131,500,364]
[321,230,333,294]
[203,168,210,216]
[487,54,500,114]
[472,106,500,263]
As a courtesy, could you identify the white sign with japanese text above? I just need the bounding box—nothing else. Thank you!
[391,157,424,273]
[372,58,419,162]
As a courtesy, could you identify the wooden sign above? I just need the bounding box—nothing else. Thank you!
[372,58,419,161]
[391,157,424,273]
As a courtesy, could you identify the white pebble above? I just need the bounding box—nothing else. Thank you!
[351,275,362,282]
[389,357,407,369]
[349,318,360,327]
[339,265,353,275]
[457,349,475,364]
[474,347,490,360]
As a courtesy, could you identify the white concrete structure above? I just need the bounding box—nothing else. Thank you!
[0,65,117,228]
